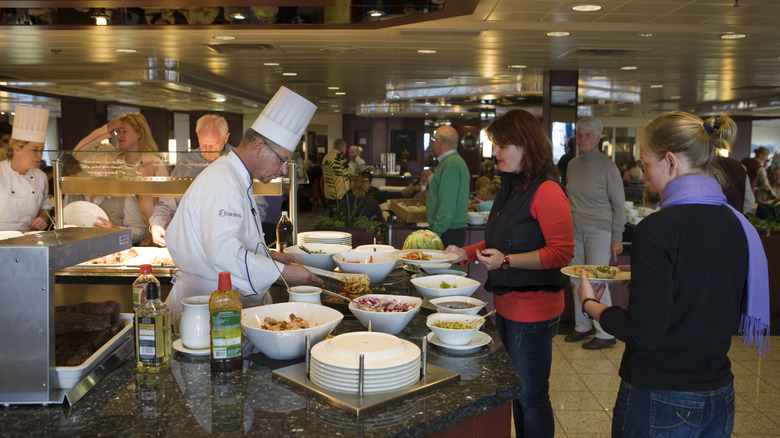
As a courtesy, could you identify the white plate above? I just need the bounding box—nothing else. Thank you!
[309,363,420,387]
[561,265,630,283]
[427,331,492,353]
[390,249,458,266]
[311,369,419,393]
[172,338,210,356]
[63,201,109,228]
[0,231,23,240]
[311,332,420,370]
[311,357,420,379]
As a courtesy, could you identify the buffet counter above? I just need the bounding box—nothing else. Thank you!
[0,314,521,437]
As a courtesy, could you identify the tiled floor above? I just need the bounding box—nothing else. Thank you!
[536,334,780,437]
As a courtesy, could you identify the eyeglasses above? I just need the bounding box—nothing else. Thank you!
[265,142,290,167]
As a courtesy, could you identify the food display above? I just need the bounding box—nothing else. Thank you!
[561,265,630,282]
[436,301,477,310]
[82,248,139,265]
[55,300,125,366]
[431,321,472,330]
[402,251,432,261]
[352,296,419,313]
[261,314,311,331]
[402,230,443,250]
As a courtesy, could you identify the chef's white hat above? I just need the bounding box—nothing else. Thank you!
[251,86,317,152]
[11,104,50,143]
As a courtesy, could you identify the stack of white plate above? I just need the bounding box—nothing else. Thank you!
[309,332,420,394]
[298,231,352,247]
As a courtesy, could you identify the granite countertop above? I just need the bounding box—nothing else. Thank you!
[0,304,520,437]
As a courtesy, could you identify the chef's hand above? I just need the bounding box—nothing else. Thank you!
[150,224,166,246]
[443,245,466,263]
[28,217,47,231]
[611,240,623,262]
[281,264,323,287]
[475,248,502,270]
[270,251,298,265]
[93,217,119,229]
[577,269,606,302]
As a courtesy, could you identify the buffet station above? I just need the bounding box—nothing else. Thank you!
[1,231,522,437]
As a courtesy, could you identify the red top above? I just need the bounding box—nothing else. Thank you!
[463,181,574,323]
[218,271,233,291]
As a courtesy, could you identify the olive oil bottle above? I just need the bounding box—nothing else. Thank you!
[210,272,243,372]
[135,283,171,373]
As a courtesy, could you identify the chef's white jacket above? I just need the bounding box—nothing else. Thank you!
[0,159,52,231]
[165,152,281,325]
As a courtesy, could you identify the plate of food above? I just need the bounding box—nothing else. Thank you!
[390,249,458,266]
[561,265,630,283]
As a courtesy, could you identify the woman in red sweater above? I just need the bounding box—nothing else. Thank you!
[446,110,574,438]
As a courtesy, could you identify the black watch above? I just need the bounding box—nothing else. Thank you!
[500,254,510,269]
[581,298,600,319]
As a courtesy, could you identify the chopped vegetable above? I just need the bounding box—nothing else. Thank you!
[439,281,453,289]
[352,296,417,313]
[431,321,472,330]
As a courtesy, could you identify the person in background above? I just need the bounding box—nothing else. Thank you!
[0,105,52,231]
[622,166,645,205]
[565,116,626,350]
[0,122,12,149]
[321,138,351,213]
[165,86,322,327]
[477,182,499,212]
[445,110,574,438]
[347,144,366,174]
[741,146,770,191]
[577,112,769,437]
[469,176,492,211]
[149,114,268,246]
[642,184,661,209]
[757,165,780,202]
[338,168,384,223]
[400,168,433,199]
[556,136,575,190]
[74,112,169,245]
[427,125,470,247]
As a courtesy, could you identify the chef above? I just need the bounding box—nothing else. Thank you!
[0,105,52,231]
[165,86,322,326]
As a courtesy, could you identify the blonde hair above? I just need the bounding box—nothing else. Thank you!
[117,113,158,152]
[639,111,735,186]
[0,138,29,161]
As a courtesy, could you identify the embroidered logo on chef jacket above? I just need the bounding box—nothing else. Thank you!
[218,209,242,218]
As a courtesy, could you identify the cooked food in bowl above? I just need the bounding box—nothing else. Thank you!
[402,251,432,261]
[261,314,310,331]
[430,321,473,330]
[429,296,487,315]
[286,244,352,270]
[410,274,480,299]
[426,313,483,346]
[333,251,397,283]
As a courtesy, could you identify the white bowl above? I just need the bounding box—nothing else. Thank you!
[410,274,480,300]
[353,244,396,253]
[287,286,322,304]
[286,244,353,270]
[333,251,397,283]
[426,313,484,346]
[429,296,486,315]
[242,302,344,360]
[348,294,422,334]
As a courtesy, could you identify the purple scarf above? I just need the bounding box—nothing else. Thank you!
[661,174,770,356]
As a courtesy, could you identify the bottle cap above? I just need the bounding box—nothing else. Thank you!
[218,271,232,291]
[140,264,152,274]
[146,282,159,300]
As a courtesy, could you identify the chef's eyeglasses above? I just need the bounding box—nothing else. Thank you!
[265,142,290,166]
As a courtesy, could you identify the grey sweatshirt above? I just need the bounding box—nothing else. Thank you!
[566,149,626,241]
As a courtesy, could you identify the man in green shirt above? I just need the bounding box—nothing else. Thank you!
[427,125,470,247]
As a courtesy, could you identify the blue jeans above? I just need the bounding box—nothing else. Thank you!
[612,380,735,437]
[495,313,559,438]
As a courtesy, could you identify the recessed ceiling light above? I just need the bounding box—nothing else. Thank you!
[417,49,437,54]
[546,31,570,37]
[282,72,297,76]
[720,33,747,40]
[638,33,654,38]
[620,65,638,70]
[319,100,327,103]
[571,4,603,12]
[414,81,428,84]
[591,76,607,80]
[213,35,236,41]
[650,84,664,88]
[508,64,527,69]
[670,95,681,100]
[328,86,340,90]
[264,62,280,66]
[335,91,346,95]
[494,74,509,79]
[368,9,385,17]
[331,104,339,108]
[115,48,137,54]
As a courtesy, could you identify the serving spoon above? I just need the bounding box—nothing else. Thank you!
[468,309,496,328]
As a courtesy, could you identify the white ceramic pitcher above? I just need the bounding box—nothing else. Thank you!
[179,295,211,350]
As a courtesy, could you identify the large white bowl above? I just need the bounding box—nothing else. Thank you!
[333,251,397,283]
[426,313,484,346]
[286,244,353,270]
[242,302,344,360]
[429,296,486,315]
[410,274,480,300]
[353,244,396,253]
[348,294,422,334]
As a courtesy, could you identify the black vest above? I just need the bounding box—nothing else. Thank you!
[484,173,565,295]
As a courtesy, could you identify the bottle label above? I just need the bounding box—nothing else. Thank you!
[211,310,242,360]
[138,316,160,365]
[133,285,148,311]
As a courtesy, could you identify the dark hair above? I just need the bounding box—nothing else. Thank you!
[486,109,559,193]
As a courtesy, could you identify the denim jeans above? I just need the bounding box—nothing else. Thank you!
[495,313,559,438]
[612,380,735,438]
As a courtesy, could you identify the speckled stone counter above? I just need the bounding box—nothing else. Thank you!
[0,310,520,438]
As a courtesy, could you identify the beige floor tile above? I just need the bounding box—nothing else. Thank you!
[554,410,612,435]
[735,392,760,412]
[550,359,576,376]
[734,374,779,393]
[549,373,590,392]
[590,390,617,414]
[738,390,780,413]
[733,411,780,435]
[549,391,602,412]
[568,359,618,375]
[579,373,622,393]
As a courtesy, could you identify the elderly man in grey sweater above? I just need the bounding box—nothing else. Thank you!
[565,117,626,350]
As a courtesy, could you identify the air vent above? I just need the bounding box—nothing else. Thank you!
[559,48,648,60]
[205,44,278,54]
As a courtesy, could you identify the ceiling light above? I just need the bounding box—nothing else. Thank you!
[115,48,137,54]
[213,35,236,41]
[670,95,681,100]
[331,104,339,108]
[620,65,638,70]
[263,62,280,66]
[494,74,509,79]
[720,33,747,40]
[91,9,109,26]
[230,12,247,20]
[591,76,607,80]
[571,4,603,12]
[508,64,527,69]
[282,72,297,76]
[417,49,437,54]
[650,84,664,88]
[638,33,654,38]
[368,9,385,17]
[546,31,570,37]
[414,81,428,84]
[335,91,346,95]
[328,86,340,90]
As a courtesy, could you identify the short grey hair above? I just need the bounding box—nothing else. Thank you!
[196,114,229,137]
[576,117,603,136]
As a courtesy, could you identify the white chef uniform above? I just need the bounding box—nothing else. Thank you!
[0,159,51,231]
